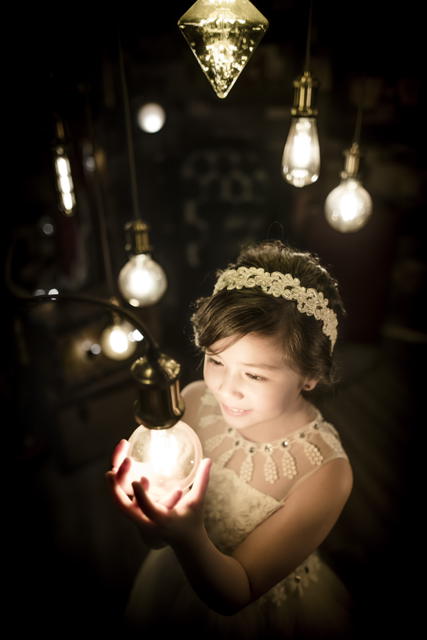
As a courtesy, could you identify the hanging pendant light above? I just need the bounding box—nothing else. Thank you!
[325,106,373,233]
[117,33,168,306]
[177,0,269,99]
[282,71,320,187]
[118,220,167,307]
[281,1,320,187]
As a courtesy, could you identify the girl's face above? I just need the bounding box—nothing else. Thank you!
[203,332,315,434]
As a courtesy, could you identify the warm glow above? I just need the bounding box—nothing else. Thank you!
[137,103,166,133]
[118,254,167,307]
[325,178,372,232]
[100,321,137,360]
[282,117,320,187]
[128,421,203,501]
[178,0,269,99]
[54,148,76,215]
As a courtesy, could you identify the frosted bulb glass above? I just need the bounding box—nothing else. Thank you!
[282,117,320,187]
[118,254,167,307]
[128,421,203,501]
[325,178,372,232]
[100,321,137,361]
[137,103,166,133]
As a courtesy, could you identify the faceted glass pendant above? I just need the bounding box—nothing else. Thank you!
[178,0,269,99]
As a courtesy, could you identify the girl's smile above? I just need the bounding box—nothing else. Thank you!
[203,332,318,441]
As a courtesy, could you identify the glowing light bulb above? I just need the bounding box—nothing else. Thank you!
[325,178,372,233]
[325,142,372,232]
[137,103,166,133]
[54,146,76,214]
[118,254,167,307]
[100,321,138,360]
[128,421,203,501]
[178,0,269,99]
[282,117,320,187]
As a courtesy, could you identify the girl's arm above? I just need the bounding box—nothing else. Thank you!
[172,457,352,614]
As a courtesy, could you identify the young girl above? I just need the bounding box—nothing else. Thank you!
[106,240,353,639]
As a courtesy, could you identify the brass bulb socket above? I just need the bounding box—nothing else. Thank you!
[340,142,360,179]
[124,220,152,255]
[291,71,319,117]
[131,354,184,429]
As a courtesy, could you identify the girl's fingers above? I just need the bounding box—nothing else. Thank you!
[106,472,152,526]
[112,439,129,470]
[189,458,212,503]
[115,456,131,483]
[132,481,164,521]
[105,470,133,510]
[162,489,183,510]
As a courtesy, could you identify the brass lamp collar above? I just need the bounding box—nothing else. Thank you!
[340,142,360,179]
[124,220,151,255]
[291,71,319,117]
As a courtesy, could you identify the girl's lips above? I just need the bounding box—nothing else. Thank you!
[221,403,252,418]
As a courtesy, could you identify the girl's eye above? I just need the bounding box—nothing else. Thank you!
[207,356,222,366]
[246,373,266,382]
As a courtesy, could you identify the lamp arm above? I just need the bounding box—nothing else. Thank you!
[20,291,160,357]
[6,234,185,428]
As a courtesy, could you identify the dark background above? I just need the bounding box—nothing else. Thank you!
[5,2,426,637]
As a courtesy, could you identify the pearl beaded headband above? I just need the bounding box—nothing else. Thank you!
[213,266,338,353]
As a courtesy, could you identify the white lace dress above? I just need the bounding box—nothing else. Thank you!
[124,385,352,639]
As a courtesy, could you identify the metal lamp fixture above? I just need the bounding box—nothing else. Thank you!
[325,108,373,233]
[117,33,168,307]
[14,288,202,502]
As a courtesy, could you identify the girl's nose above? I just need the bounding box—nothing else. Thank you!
[218,372,244,399]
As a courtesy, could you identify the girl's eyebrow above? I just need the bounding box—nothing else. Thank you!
[205,352,282,370]
[240,362,282,370]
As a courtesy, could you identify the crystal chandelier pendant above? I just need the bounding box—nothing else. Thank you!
[178,0,269,99]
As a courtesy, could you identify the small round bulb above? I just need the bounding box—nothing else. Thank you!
[118,254,167,307]
[137,103,166,133]
[100,321,137,360]
[128,421,203,501]
[325,177,372,232]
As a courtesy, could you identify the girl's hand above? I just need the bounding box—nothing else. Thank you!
[108,439,141,496]
[105,443,212,548]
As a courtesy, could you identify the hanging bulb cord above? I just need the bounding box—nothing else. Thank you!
[118,31,141,222]
[84,89,117,297]
[303,0,313,72]
[353,104,363,145]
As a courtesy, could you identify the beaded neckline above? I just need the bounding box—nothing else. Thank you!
[198,388,346,485]
[222,409,322,449]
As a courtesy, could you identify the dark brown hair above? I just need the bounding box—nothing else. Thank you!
[191,240,345,387]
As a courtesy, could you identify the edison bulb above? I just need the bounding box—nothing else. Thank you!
[100,321,137,360]
[325,177,372,232]
[128,421,203,501]
[54,148,76,214]
[282,117,320,187]
[118,254,167,307]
